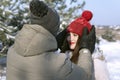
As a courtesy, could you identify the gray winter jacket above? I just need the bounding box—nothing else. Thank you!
[6,5,94,80]
[6,24,94,80]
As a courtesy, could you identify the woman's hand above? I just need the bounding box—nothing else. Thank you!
[79,25,96,53]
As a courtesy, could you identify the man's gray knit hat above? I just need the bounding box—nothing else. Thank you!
[30,0,60,36]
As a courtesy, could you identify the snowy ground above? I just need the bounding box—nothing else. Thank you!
[99,38,120,80]
[0,38,120,80]
[0,56,6,80]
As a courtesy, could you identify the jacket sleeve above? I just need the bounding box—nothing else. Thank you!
[58,48,94,80]
[77,48,95,80]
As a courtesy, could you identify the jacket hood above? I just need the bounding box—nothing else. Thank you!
[14,24,57,57]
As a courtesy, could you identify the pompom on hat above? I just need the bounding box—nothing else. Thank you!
[67,10,93,36]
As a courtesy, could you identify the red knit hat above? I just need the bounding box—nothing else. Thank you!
[67,10,93,36]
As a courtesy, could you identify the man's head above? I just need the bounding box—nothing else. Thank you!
[29,0,60,36]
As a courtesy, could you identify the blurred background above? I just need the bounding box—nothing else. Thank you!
[0,0,120,80]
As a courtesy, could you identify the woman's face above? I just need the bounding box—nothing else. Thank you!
[67,32,79,50]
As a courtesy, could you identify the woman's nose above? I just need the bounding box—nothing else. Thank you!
[70,34,74,40]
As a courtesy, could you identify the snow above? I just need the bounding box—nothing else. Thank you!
[0,68,6,80]
[0,38,120,80]
[99,38,120,80]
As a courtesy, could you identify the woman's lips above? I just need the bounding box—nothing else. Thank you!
[69,42,75,45]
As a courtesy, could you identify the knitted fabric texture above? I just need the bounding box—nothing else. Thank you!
[67,10,93,36]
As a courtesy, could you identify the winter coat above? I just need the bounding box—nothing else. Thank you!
[65,51,95,80]
[6,3,94,79]
[92,49,110,80]
[6,24,94,80]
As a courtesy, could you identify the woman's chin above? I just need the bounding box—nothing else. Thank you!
[70,46,75,50]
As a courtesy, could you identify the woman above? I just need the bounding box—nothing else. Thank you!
[57,10,109,80]
[57,10,95,63]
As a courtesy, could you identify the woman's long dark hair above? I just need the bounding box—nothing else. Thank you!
[61,35,81,64]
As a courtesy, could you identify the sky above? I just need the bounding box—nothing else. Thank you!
[80,0,120,25]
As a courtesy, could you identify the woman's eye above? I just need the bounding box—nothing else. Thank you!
[73,34,78,36]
